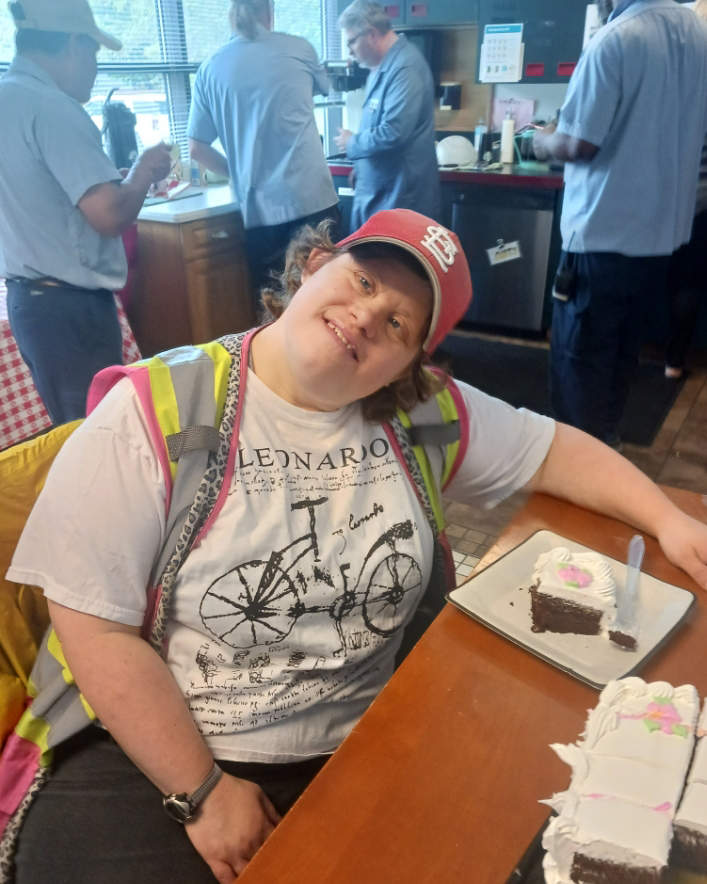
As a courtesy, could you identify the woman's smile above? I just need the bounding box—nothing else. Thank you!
[325,319,358,359]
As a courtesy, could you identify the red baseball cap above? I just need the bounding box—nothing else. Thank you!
[337,209,472,354]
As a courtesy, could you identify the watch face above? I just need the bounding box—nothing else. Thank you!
[163,794,192,823]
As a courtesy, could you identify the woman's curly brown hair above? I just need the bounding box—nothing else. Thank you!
[260,220,449,423]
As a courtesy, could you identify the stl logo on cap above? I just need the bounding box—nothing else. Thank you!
[420,225,458,273]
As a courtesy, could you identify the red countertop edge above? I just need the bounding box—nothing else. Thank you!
[328,163,564,191]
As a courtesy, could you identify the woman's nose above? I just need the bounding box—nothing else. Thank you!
[351,297,384,338]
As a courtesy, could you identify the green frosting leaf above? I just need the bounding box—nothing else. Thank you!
[643,719,662,733]
[672,724,689,739]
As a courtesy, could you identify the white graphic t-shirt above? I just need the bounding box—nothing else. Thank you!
[9,369,554,762]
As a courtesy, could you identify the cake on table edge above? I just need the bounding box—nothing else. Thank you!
[541,676,700,884]
[671,700,707,873]
[529,547,637,651]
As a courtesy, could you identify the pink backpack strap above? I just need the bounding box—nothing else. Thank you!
[440,375,469,491]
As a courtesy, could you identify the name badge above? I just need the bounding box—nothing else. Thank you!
[486,239,522,266]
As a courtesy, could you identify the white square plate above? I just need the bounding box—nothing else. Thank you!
[447,529,695,688]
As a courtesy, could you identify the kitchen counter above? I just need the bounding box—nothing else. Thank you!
[131,186,253,356]
[137,184,239,224]
[328,161,564,191]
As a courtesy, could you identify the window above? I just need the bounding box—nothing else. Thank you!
[1,0,343,160]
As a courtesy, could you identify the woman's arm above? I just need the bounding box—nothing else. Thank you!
[526,423,707,590]
[49,601,280,883]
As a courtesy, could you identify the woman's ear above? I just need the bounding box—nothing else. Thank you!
[302,247,336,281]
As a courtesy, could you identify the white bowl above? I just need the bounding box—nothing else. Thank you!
[436,135,477,167]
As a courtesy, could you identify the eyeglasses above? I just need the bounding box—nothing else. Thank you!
[346,30,369,50]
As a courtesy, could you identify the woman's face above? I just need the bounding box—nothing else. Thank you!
[278,250,433,412]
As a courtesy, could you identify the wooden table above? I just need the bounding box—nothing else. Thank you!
[239,488,707,884]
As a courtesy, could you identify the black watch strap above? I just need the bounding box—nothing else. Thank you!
[163,762,223,823]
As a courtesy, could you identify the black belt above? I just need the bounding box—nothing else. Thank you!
[8,277,111,295]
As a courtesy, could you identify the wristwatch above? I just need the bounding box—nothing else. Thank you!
[163,762,223,823]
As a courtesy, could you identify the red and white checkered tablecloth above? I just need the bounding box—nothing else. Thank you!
[0,279,142,451]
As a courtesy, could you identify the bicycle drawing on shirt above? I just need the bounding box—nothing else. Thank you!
[199,496,423,655]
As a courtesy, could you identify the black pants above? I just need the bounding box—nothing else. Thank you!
[549,251,670,444]
[6,279,122,426]
[666,210,707,369]
[15,727,329,884]
[245,204,341,310]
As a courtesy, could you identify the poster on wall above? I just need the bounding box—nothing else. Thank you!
[479,23,524,83]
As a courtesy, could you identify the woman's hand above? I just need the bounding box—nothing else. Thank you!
[528,424,707,592]
[657,510,707,591]
[185,772,282,882]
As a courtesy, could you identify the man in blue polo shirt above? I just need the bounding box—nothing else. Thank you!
[534,0,707,448]
[0,0,171,426]
[334,1,439,231]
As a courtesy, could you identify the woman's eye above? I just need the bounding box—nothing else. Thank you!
[358,275,371,290]
[389,317,402,330]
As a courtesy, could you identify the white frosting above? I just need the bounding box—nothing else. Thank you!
[689,701,707,786]
[688,736,707,787]
[581,678,698,770]
[541,678,700,881]
[550,743,685,814]
[699,700,707,735]
[542,792,673,875]
[675,783,707,836]
[532,547,617,635]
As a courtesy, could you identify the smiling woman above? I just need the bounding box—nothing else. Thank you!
[7,208,707,884]
[257,220,444,419]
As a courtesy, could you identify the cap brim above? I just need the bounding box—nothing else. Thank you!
[340,234,442,352]
[91,26,122,51]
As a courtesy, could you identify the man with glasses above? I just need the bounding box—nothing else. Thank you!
[335,1,439,231]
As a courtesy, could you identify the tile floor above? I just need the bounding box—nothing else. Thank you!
[444,335,707,585]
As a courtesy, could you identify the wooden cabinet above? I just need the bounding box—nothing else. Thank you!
[129,212,255,357]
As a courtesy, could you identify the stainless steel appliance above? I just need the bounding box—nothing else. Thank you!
[451,187,556,332]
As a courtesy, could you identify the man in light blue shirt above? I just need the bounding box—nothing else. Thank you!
[0,0,171,425]
[335,1,440,231]
[534,0,707,446]
[187,0,339,298]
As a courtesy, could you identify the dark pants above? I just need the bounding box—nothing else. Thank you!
[666,210,707,370]
[15,726,329,884]
[245,204,341,309]
[550,251,670,444]
[6,279,123,426]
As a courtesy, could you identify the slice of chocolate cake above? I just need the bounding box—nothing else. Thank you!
[672,783,707,874]
[530,548,621,639]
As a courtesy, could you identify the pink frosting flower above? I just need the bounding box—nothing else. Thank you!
[557,564,593,589]
[642,701,689,737]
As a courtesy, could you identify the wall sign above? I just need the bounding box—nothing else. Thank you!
[479,23,524,83]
